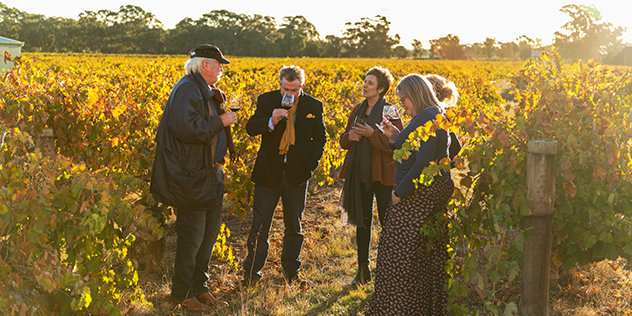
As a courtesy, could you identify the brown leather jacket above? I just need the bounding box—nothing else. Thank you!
[339,101,404,186]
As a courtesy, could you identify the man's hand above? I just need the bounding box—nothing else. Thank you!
[220,111,237,127]
[351,122,375,138]
[271,108,289,125]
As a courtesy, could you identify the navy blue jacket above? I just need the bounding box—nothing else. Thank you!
[393,107,450,198]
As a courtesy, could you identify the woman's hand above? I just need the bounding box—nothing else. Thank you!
[351,122,375,138]
[379,118,400,143]
[391,191,401,205]
[348,129,361,141]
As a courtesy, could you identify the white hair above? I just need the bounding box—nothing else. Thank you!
[184,58,217,75]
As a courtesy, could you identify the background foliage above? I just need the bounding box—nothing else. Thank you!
[422,48,632,314]
[1,1,629,63]
[1,50,630,314]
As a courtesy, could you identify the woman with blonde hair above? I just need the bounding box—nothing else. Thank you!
[426,74,459,107]
[366,74,456,315]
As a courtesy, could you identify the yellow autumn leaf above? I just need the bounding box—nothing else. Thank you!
[87,88,98,106]
[112,103,125,119]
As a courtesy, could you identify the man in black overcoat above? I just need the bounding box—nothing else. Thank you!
[150,44,236,313]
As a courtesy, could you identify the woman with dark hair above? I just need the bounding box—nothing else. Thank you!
[339,66,403,285]
[366,74,456,315]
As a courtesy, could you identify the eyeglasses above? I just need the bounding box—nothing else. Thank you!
[398,96,407,103]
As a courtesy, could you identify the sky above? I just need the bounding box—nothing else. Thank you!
[4,0,632,49]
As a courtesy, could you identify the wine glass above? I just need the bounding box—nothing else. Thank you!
[228,94,242,112]
[282,92,294,108]
[378,104,404,132]
[384,104,403,122]
[281,93,294,120]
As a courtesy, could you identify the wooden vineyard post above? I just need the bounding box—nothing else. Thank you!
[519,140,557,316]
[38,128,55,159]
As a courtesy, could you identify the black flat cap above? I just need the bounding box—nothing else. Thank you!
[190,44,230,64]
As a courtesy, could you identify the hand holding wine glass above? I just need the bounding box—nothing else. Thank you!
[378,104,403,133]
[280,92,294,120]
[383,104,403,122]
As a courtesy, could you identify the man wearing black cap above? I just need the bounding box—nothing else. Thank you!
[150,44,235,313]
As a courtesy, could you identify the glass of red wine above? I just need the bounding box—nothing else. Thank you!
[281,92,294,120]
[228,94,241,112]
[378,104,403,133]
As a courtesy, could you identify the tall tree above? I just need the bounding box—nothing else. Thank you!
[517,35,535,60]
[0,2,24,39]
[393,45,408,59]
[170,10,280,56]
[239,14,280,56]
[342,15,400,58]
[75,6,165,53]
[428,34,466,60]
[323,35,343,57]
[411,39,424,58]
[464,42,484,59]
[280,16,319,41]
[498,41,519,59]
[117,5,165,53]
[554,4,626,61]
[277,16,319,57]
[483,37,497,59]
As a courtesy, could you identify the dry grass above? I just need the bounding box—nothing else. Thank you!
[551,257,632,315]
[124,182,632,315]
[130,182,378,315]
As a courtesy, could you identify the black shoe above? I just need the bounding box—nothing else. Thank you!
[352,265,371,286]
[285,273,299,284]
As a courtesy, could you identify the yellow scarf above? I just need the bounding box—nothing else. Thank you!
[279,98,299,155]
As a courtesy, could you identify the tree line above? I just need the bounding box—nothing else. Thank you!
[0,2,629,63]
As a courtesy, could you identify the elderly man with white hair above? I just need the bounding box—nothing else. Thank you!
[150,44,236,313]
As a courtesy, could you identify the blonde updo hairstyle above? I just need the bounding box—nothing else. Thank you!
[425,74,459,108]
[395,74,443,117]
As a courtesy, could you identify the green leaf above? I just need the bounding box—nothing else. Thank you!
[503,302,518,316]
[478,276,486,291]
[508,262,519,282]
[490,270,501,282]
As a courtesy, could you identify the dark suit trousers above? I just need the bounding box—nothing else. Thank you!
[243,168,308,278]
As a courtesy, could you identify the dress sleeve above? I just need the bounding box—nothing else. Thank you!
[393,112,437,199]
[393,135,438,198]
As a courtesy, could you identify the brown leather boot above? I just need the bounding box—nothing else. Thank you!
[170,296,212,313]
[195,292,229,308]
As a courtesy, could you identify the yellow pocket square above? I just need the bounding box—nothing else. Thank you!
[306,113,315,119]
